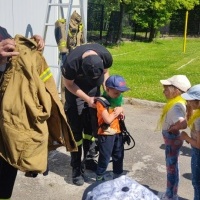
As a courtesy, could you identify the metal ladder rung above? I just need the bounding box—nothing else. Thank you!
[43,0,86,91]
[45,44,58,47]
[48,3,69,7]
[49,65,60,69]
[45,23,56,26]
[48,3,80,8]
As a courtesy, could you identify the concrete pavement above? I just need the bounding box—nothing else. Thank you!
[12,101,193,200]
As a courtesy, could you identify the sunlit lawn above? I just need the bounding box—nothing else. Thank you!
[106,37,200,102]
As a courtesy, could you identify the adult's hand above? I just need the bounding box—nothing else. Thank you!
[32,35,45,51]
[64,77,97,108]
[87,96,96,108]
[0,39,19,65]
[0,39,19,57]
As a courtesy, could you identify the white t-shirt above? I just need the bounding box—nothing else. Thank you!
[162,103,186,131]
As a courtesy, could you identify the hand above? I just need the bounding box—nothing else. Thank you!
[32,35,45,51]
[87,96,96,108]
[180,131,188,141]
[114,107,123,117]
[118,113,125,120]
[168,124,179,134]
[0,39,19,64]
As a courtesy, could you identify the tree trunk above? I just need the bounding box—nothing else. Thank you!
[148,24,156,42]
[134,24,137,40]
[116,3,125,43]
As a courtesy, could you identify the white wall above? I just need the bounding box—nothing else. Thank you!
[0,0,88,89]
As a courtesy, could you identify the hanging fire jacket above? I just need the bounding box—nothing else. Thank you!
[0,35,77,173]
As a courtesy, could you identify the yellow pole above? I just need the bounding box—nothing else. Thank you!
[183,10,189,53]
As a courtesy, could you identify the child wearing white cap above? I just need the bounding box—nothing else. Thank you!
[95,75,130,181]
[180,84,200,200]
[157,75,191,200]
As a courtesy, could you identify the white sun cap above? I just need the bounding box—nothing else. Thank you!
[160,75,191,92]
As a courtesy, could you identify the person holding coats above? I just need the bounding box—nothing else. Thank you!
[0,26,44,200]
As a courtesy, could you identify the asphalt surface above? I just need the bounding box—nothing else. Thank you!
[12,99,193,200]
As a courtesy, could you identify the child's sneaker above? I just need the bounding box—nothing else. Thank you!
[157,192,173,200]
[96,173,113,181]
[96,175,104,181]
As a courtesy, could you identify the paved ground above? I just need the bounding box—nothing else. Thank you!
[12,100,193,200]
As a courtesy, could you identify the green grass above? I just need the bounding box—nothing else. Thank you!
[106,37,200,102]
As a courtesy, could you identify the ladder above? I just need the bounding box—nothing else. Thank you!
[43,0,87,91]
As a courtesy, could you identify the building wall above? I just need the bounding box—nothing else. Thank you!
[0,0,87,89]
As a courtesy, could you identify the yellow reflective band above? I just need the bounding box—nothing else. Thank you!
[68,30,72,37]
[40,67,53,82]
[79,24,83,31]
[59,41,67,48]
[82,133,95,141]
[76,139,82,146]
[57,19,66,23]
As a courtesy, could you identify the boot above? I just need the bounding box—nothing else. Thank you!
[72,167,84,186]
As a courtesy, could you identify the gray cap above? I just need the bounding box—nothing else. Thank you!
[181,84,200,100]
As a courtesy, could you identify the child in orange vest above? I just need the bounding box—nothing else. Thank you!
[95,75,130,181]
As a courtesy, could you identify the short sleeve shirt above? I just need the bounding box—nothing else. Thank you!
[162,103,186,130]
[62,43,112,88]
[62,43,113,106]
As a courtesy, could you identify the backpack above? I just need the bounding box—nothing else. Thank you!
[95,97,135,150]
[54,10,84,54]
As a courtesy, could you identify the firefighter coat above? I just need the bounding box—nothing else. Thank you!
[0,35,77,173]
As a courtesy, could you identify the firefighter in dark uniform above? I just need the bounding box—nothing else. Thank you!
[62,43,113,186]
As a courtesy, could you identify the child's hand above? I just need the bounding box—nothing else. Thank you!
[180,131,188,141]
[114,107,123,116]
[118,113,125,120]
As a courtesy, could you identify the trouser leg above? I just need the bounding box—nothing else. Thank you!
[96,135,114,176]
[191,147,200,200]
[0,156,17,199]
[82,108,98,171]
[70,145,82,168]
[112,134,124,175]
[66,106,83,168]
[162,131,183,198]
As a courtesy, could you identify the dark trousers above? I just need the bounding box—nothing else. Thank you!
[96,134,124,176]
[66,106,96,168]
[191,147,200,200]
[0,156,17,199]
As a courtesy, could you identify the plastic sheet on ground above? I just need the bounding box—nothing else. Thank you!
[85,175,160,200]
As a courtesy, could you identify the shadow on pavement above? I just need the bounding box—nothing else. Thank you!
[182,172,192,181]
[47,150,72,184]
[143,185,189,200]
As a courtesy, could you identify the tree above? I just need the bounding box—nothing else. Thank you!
[88,0,132,43]
[131,0,199,42]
